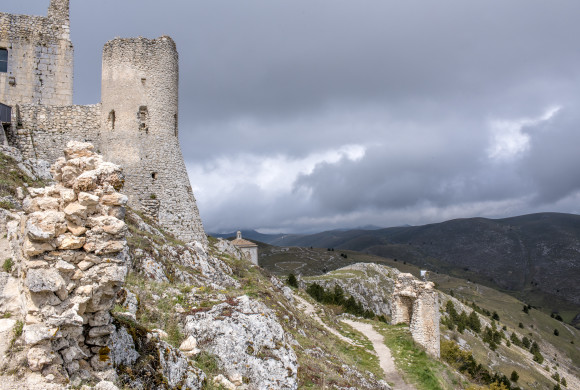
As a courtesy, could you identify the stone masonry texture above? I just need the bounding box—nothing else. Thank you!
[0,0,73,106]
[391,273,441,357]
[0,1,207,244]
[7,141,129,376]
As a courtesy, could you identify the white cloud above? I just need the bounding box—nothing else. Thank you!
[187,144,366,206]
[487,106,561,161]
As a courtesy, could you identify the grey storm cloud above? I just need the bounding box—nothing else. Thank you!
[520,108,580,205]
[5,1,580,232]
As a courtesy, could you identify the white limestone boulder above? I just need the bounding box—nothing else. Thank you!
[185,295,298,390]
[25,268,66,293]
[158,340,206,389]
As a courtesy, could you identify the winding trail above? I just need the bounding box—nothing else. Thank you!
[342,319,416,390]
[294,295,357,345]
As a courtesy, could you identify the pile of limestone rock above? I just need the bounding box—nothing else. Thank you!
[7,141,129,379]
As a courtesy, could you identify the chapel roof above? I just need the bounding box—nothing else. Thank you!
[231,231,258,248]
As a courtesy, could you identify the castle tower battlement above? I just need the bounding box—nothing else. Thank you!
[48,0,71,30]
[100,36,206,244]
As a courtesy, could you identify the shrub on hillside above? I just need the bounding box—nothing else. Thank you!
[287,273,298,288]
[306,282,375,319]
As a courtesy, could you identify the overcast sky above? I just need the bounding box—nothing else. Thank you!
[6,1,580,233]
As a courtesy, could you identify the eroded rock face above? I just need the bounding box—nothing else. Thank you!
[7,141,129,379]
[185,295,299,390]
[126,212,240,290]
[306,263,398,317]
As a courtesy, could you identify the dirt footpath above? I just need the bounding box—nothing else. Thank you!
[342,319,416,390]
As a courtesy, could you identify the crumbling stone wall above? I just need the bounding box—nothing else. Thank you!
[7,141,128,378]
[391,273,440,357]
[6,104,102,161]
[0,0,73,106]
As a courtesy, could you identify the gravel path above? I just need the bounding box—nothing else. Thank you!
[342,319,416,390]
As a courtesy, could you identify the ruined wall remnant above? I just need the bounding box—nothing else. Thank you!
[7,141,128,378]
[7,104,102,161]
[392,273,440,357]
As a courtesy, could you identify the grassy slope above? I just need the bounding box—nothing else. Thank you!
[434,273,580,389]
[0,151,47,209]
[263,214,580,323]
[260,245,420,277]
[263,245,580,389]
[122,230,391,389]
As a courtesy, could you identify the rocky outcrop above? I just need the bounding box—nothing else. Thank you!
[111,318,205,390]
[127,211,240,289]
[0,145,51,214]
[392,273,440,357]
[5,141,129,381]
[306,263,399,317]
[0,145,52,184]
[185,295,299,390]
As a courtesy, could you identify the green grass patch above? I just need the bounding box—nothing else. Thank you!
[375,323,454,390]
[13,320,23,337]
[0,152,46,198]
[2,258,14,273]
[0,200,14,210]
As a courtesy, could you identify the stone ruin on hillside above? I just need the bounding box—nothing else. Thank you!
[6,141,131,378]
[392,273,440,357]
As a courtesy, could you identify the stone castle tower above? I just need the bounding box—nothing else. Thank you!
[0,1,207,243]
[100,37,205,241]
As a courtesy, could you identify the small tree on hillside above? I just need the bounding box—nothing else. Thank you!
[530,341,544,363]
[468,311,481,333]
[510,370,519,382]
[522,336,531,349]
[488,381,510,390]
[333,284,345,306]
[287,273,298,288]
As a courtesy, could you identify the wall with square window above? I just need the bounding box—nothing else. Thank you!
[0,12,73,106]
[0,48,7,73]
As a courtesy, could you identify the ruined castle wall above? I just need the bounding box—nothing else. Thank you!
[100,37,206,243]
[7,104,101,161]
[0,0,73,107]
[409,291,440,358]
[392,273,440,357]
[7,141,129,375]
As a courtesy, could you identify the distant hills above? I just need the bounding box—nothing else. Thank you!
[209,229,286,244]
[211,212,580,323]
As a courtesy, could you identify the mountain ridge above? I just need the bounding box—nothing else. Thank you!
[251,212,580,323]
